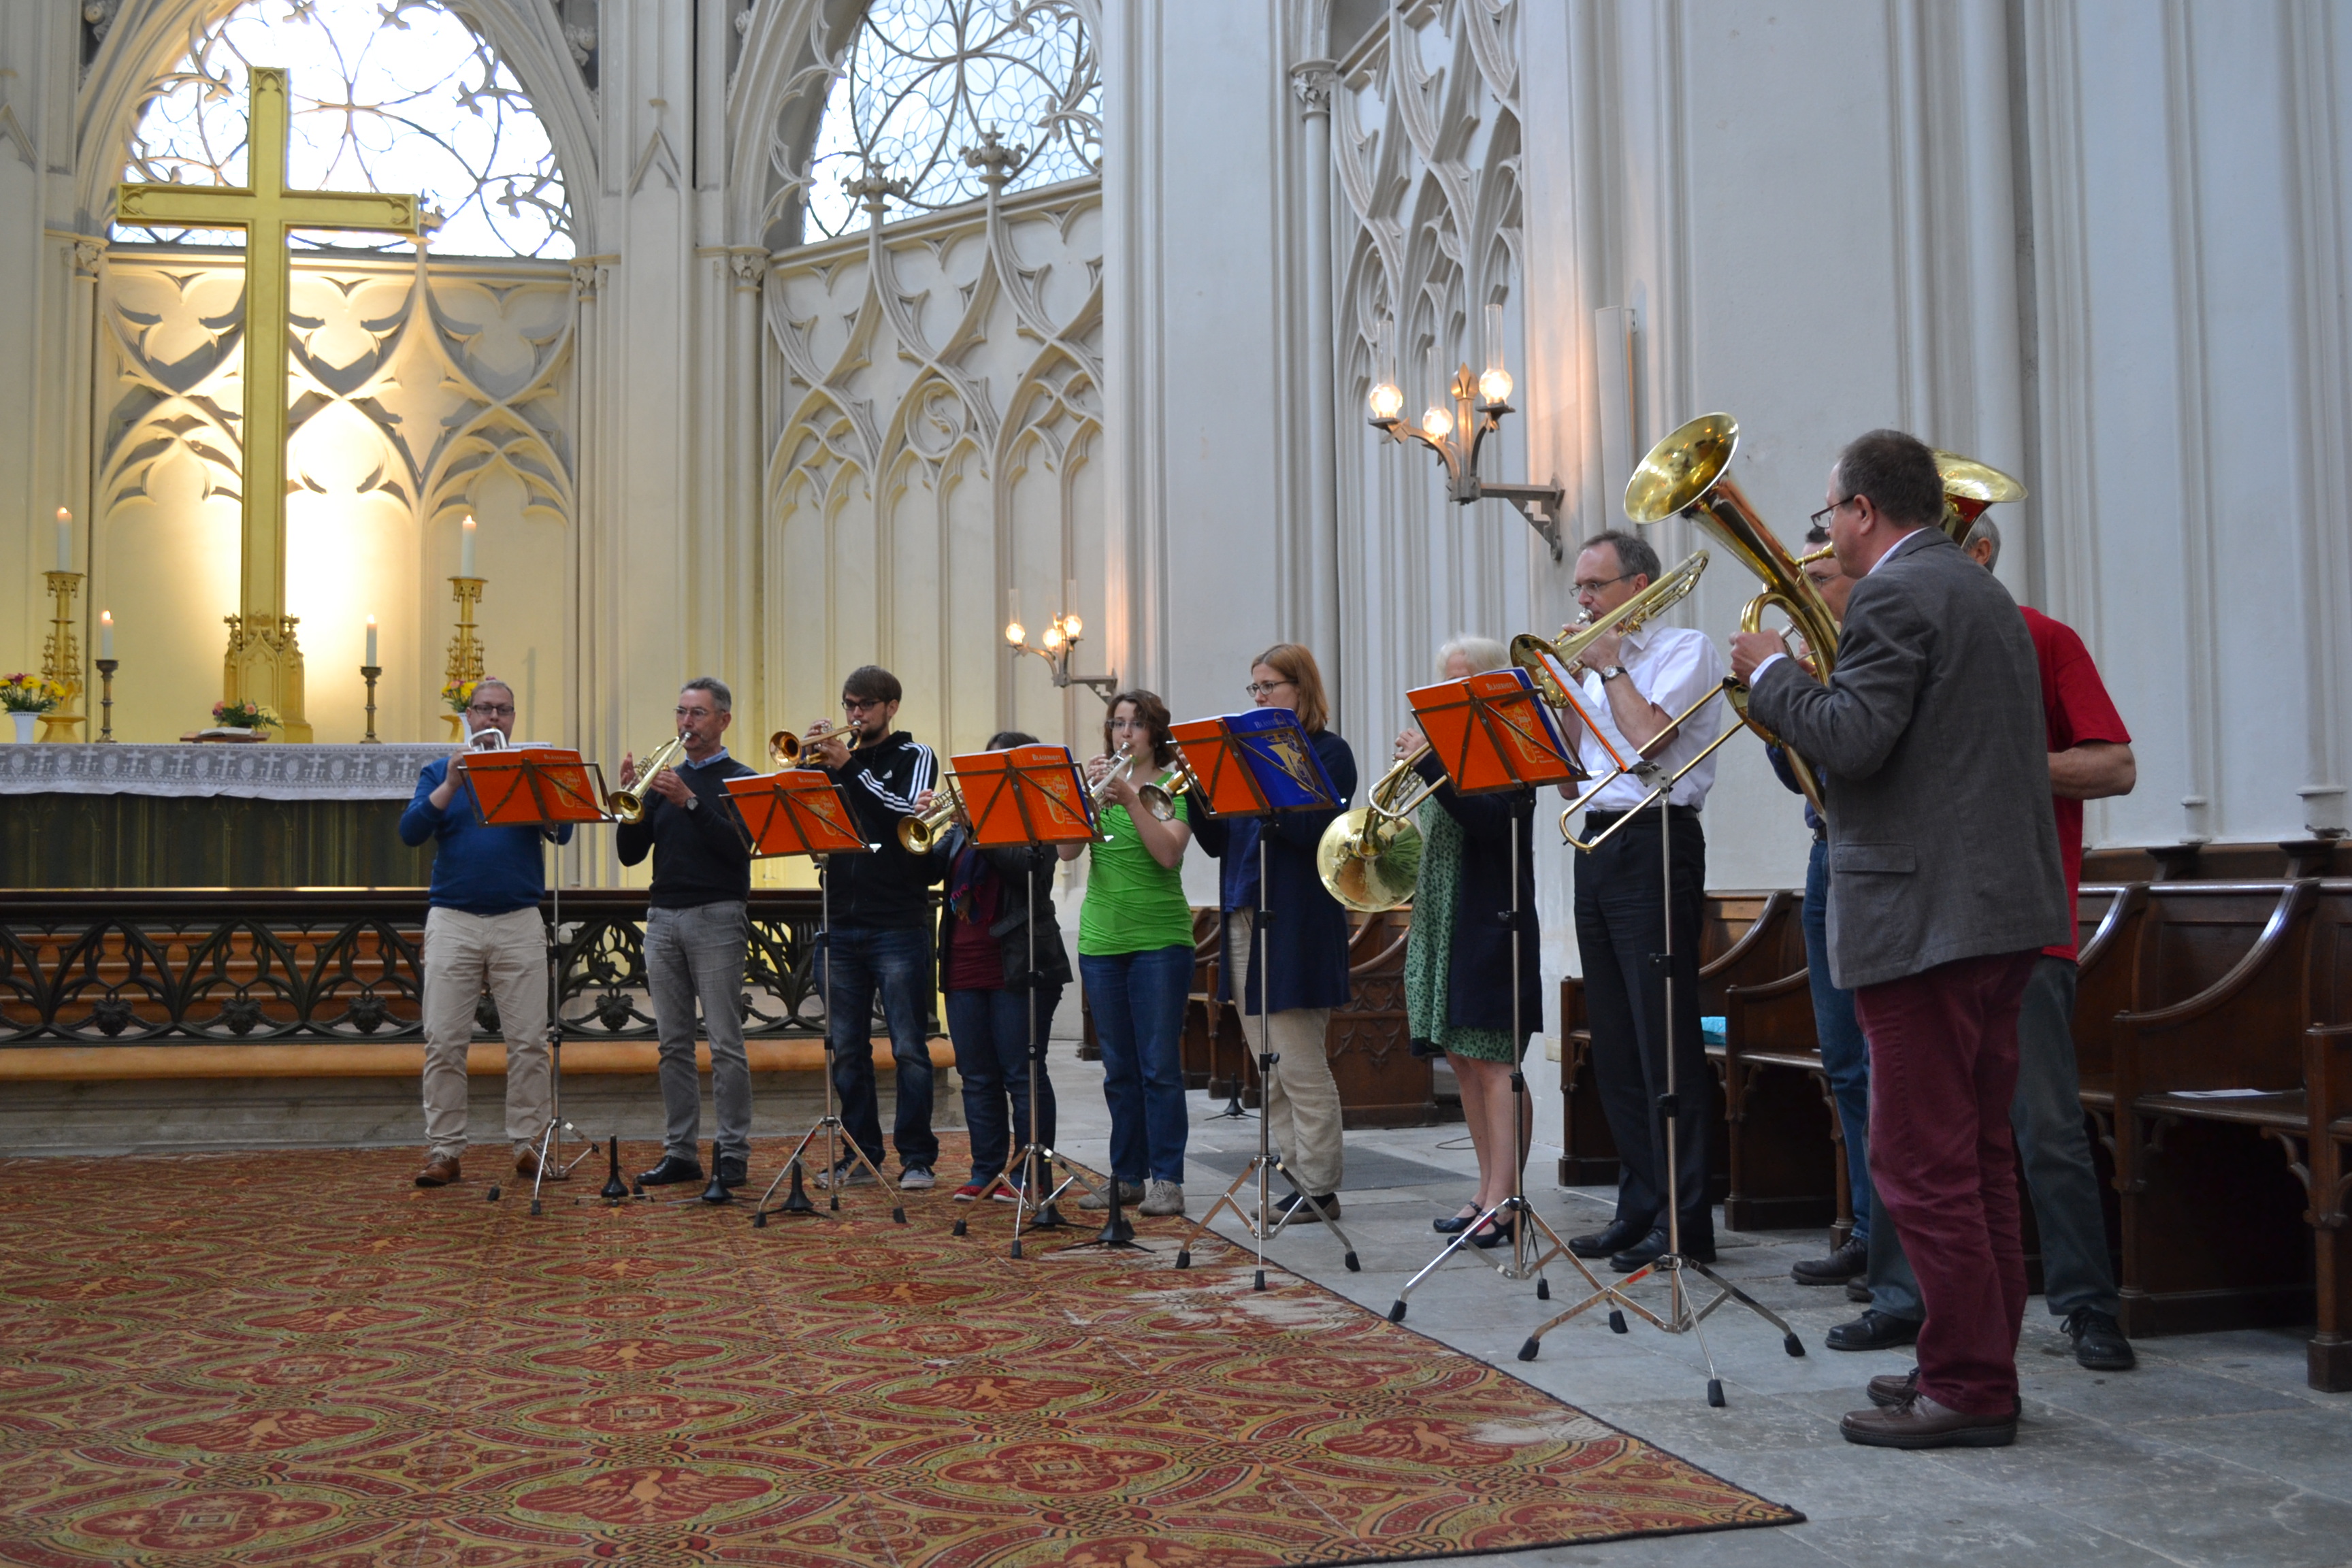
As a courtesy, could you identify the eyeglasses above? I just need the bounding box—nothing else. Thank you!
[1810,496,1855,530]
[673,706,715,719]
[1572,572,1631,596]
[466,702,514,717]
[841,696,884,713]
[1243,679,1295,699]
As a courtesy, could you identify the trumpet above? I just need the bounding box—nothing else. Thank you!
[778,721,864,768]
[1087,747,1139,822]
[896,780,964,854]
[463,725,508,751]
[606,734,688,823]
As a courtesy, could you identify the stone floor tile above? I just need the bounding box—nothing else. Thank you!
[2149,1405,2352,1503]
[1796,1503,2182,1567]
[2050,1477,2352,1568]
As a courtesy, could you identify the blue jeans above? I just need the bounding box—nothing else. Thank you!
[823,926,938,1172]
[1804,836,1873,1247]
[943,985,1060,1183]
[1081,946,1192,1184]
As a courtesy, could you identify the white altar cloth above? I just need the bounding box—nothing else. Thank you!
[0,743,451,801]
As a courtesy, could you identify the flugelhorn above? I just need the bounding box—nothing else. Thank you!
[1134,756,1196,821]
[1626,412,1840,815]
[896,780,964,854]
[606,734,688,823]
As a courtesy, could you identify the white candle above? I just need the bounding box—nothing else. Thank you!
[54,508,71,573]
[365,616,378,666]
[99,611,114,660]
[460,516,477,578]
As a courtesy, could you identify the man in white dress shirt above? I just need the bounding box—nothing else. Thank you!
[1558,529,1730,1271]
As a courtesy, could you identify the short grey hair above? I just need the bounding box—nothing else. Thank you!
[1437,635,1509,678]
[1962,515,2002,569]
[681,676,732,713]
[1579,528,1663,585]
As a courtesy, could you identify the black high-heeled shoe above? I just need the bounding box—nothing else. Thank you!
[1469,1215,1516,1250]
[1433,1205,1481,1235]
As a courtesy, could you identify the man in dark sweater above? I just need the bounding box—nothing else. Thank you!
[616,677,759,1199]
[799,664,943,1189]
[397,679,574,1188]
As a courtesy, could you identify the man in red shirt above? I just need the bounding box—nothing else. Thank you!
[1857,516,2140,1377]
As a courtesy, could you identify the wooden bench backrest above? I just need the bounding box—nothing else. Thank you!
[1697,890,1805,1013]
[2071,883,2145,1082]
[2119,880,2315,1094]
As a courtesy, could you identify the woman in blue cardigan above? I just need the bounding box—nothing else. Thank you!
[1190,642,1358,1222]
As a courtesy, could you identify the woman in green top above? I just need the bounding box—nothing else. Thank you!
[1059,689,1194,1217]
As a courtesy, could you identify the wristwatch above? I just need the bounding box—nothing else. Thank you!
[1597,666,1627,683]
[683,793,700,813]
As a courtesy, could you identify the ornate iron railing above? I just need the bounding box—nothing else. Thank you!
[0,890,873,1047]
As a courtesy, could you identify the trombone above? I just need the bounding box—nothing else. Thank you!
[606,734,688,823]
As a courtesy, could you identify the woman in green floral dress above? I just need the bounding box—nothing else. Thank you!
[1399,638,1543,1247]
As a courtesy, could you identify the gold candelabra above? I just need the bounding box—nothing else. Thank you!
[95,659,118,742]
[361,664,382,743]
[443,576,485,741]
[39,572,84,741]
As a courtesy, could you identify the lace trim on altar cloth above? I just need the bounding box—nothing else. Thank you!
[0,744,452,800]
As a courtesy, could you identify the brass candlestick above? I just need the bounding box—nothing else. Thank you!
[361,664,382,742]
[442,576,485,741]
[95,659,118,742]
[39,572,85,742]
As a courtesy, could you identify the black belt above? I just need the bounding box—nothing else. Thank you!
[1583,804,1702,830]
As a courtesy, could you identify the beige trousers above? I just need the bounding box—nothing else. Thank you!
[1231,911,1343,1196]
[421,906,553,1160]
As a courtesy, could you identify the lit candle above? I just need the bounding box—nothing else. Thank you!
[459,516,477,578]
[365,616,378,666]
[99,610,114,659]
[54,508,71,573]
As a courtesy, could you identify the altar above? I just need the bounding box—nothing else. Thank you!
[0,742,446,889]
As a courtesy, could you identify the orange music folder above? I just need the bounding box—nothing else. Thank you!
[954,746,1097,847]
[1409,670,1581,794]
[461,748,608,826]
[725,769,869,859]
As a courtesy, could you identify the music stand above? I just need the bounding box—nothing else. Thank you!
[730,768,906,1228]
[1168,708,1362,1290]
[458,747,609,1215]
[1377,670,1627,1322]
[1516,679,1806,1405]
[945,745,1120,1257]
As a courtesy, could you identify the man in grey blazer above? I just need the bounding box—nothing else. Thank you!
[1731,428,2068,1450]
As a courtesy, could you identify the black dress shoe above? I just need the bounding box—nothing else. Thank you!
[636,1154,704,1187]
[1846,1278,1873,1304]
[1275,1191,1341,1223]
[1825,1309,1922,1352]
[1608,1227,1716,1272]
[2063,1307,2136,1371]
[1567,1219,1648,1259]
[1792,1235,1869,1285]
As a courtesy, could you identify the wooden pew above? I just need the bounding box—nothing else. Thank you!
[2109,880,2318,1337]
[1708,890,1832,1233]
[2301,883,2352,1388]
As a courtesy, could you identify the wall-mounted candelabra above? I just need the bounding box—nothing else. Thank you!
[1004,581,1117,701]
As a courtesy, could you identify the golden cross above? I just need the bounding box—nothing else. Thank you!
[115,67,420,742]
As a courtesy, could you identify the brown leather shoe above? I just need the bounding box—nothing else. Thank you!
[515,1147,570,1181]
[1867,1368,1921,1408]
[1841,1391,2016,1449]
[414,1155,461,1187]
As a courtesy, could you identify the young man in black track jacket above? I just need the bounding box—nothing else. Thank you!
[615,677,758,1198]
[798,665,945,1188]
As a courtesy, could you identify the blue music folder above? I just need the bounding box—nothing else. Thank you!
[1222,706,1341,811]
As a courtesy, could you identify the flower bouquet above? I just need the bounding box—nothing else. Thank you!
[442,678,478,714]
[189,698,283,742]
[3,673,66,742]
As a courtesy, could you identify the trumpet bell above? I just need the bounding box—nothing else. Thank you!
[767,729,803,768]
[607,734,688,824]
[1314,808,1422,913]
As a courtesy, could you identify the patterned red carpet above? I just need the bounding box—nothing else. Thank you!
[0,1141,1797,1566]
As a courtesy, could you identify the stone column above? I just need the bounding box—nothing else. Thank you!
[1291,59,1341,686]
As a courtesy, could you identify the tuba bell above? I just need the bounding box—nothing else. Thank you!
[1931,449,2027,543]
[1625,412,1840,813]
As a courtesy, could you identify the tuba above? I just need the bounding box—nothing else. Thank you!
[1932,449,2027,543]
[1314,747,1431,913]
[1625,412,1840,813]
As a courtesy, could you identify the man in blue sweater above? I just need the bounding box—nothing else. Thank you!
[398,679,573,1187]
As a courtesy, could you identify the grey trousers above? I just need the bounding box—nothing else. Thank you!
[1869,954,2119,1322]
[645,901,753,1164]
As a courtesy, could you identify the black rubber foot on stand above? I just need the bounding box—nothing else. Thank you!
[1707,1378,1726,1408]
[1032,1204,1066,1230]
[486,1184,500,1203]
[753,1211,767,1228]
[951,1218,968,1237]
[1537,1277,1551,1300]
[1175,1250,1192,1270]
[1608,1309,1627,1334]
[1387,1300,1407,1324]
[1343,1252,1360,1273]
[1516,1337,1539,1362]
[780,1164,815,1217]
[1010,1239,1024,1259]
[892,1205,906,1224]
[529,1198,542,1216]
[1784,1333,1806,1357]
[1252,1269,1267,1292]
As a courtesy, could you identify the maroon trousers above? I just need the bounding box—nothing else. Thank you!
[1852,948,2039,1416]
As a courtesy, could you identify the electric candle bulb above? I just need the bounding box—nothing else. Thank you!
[1369,381,1403,419]
[1422,404,1454,439]
[1062,611,1082,639]
[459,516,477,578]
[365,616,378,666]
[1478,367,1513,405]
[1004,587,1025,647]
[100,611,114,660]
[1042,623,1064,651]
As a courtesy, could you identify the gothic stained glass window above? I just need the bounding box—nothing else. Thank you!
[114,0,573,259]
[796,0,1101,242]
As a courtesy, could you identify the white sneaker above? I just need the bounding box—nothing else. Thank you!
[898,1165,936,1190]
[1139,1178,1186,1217]
[1077,1179,1143,1211]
